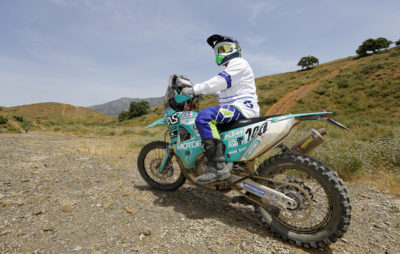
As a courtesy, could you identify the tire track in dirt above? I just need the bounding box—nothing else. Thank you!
[61,104,66,116]
[266,61,356,115]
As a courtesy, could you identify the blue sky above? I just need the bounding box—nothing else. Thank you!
[0,0,399,107]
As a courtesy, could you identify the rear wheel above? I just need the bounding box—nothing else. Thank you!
[137,141,186,191]
[255,153,351,248]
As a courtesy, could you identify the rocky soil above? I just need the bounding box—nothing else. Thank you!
[0,134,399,253]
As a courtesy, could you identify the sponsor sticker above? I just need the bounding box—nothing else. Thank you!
[224,129,244,139]
[228,139,239,148]
[301,136,315,149]
[180,112,193,119]
[228,147,246,155]
[244,140,260,159]
[176,140,201,150]
[242,182,265,196]
[227,137,245,148]
[181,118,195,125]
[168,113,179,125]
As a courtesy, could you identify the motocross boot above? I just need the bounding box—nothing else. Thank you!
[196,138,231,184]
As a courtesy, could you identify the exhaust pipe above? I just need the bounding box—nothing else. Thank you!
[290,128,327,154]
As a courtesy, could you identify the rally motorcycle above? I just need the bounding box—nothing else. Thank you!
[137,74,351,248]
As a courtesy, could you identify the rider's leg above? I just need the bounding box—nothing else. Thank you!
[195,105,244,184]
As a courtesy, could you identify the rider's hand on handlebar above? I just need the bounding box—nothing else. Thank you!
[181,87,194,96]
[176,77,192,88]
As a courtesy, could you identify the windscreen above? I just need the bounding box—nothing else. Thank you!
[163,75,176,112]
[163,74,191,113]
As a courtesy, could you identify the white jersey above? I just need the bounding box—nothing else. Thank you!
[193,57,260,118]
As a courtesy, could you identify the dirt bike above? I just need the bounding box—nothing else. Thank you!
[137,74,351,248]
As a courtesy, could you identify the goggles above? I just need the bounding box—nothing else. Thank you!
[214,42,239,55]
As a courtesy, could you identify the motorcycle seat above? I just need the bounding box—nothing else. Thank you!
[217,114,284,133]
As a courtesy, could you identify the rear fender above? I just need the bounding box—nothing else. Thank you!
[270,112,349,130]
[245,112,348,160]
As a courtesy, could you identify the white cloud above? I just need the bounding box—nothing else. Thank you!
[244,36,266,47]
[247,1,277,26]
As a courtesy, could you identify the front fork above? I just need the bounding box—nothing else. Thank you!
[159,144,173,173]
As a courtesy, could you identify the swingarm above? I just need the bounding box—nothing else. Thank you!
[229,175,299,210]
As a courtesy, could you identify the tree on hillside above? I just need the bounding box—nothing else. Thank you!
[129,101,149,118]
[118,101,150,122]
[396,39,400,47]
[297,56,319,70]
[356,37,392,56]
[118,110,129,122]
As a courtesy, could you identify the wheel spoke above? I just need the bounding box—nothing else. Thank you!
[138,142,184,188]
[259,167,332,231]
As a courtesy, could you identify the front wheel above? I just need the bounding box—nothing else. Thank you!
[137,141,186,191]
[255,153,351,248]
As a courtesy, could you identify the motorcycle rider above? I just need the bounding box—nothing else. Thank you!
[181,34,260,184]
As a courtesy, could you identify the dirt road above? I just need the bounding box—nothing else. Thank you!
[0,134,399,253]
[266,62,356,115]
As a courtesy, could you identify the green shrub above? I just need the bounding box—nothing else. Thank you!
[0,115,8,125]
[129,101,150,119]
[118,111,129,122]
[13,115,24,122]
[336,155,363,179]
[337,79,349,89]
[314,89,326,95]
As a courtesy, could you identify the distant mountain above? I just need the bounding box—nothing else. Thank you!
[89,97,164,116]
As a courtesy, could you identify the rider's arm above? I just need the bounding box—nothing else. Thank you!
[192,75,227,95]
[192,58,244,95]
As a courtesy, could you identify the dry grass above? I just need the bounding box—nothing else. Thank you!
[61,126,165,172]
[60,200,75,213]
[355,172,400,196]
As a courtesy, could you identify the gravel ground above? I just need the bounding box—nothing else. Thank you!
[0,134,399,253]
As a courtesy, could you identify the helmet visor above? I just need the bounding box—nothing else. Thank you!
[216,43,237,54]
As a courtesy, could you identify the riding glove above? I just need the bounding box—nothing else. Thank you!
[181,87,195,95]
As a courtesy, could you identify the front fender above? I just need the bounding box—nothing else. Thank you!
[145,117,167,129]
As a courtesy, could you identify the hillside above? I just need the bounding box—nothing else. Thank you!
[89,96,164,116]
[260,49,400,126]
[0,102,116,134]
